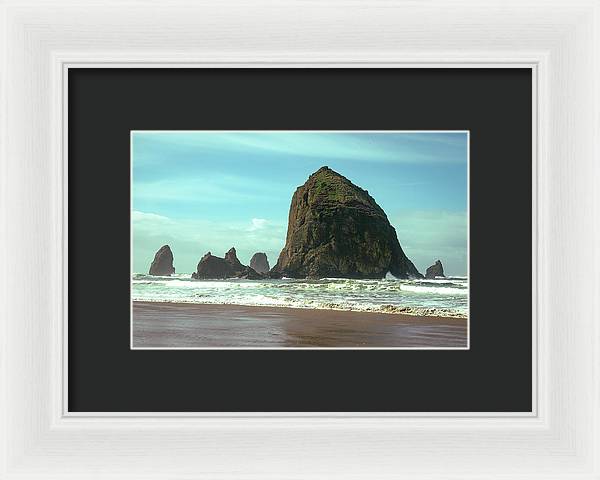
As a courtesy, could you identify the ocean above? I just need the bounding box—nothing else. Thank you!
[132,273,468,318]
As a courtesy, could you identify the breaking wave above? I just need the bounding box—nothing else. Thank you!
[132,273,468,317]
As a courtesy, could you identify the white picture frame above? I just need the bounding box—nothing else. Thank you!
[1,0,598,478]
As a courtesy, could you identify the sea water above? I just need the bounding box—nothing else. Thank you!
[132,273,468,317]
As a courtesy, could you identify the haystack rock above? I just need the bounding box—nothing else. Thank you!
[425,260,445,279]
[192,248,263,280]
[148,245,175,276]
[249,252,270,274]
[271,166,422,279]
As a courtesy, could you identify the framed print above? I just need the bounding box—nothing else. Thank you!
[1,1,599,479]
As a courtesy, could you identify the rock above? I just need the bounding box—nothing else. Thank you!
[194,251,232,279]
[249,252,270,274]
[237,266,264,280]
[193,248,264,279]
[224,247,244,274]
[425,260,445,279]
[148,245,175,276]
[271,166,422,279]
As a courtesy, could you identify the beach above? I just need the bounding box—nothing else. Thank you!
[132,301,468,348]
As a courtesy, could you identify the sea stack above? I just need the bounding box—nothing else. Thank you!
[271,166,422,279]
[224,247,244,274]
[193,252,231,279]
[237,266,265,280]
[425,260,445,279]
[249,252,270,274]
[148,245,175,276]
[193,248,263,280]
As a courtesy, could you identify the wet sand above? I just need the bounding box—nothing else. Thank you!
[132,301,468,348]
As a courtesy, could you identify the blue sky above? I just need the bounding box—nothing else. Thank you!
[132,131,468,276]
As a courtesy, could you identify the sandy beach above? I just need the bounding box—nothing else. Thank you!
[132,301,468,348]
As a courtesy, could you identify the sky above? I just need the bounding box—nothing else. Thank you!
[132,131,468,276]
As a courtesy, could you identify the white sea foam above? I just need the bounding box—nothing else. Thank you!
[399,284,468,295]
[131,273,469,317]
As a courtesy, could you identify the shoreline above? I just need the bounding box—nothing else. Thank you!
[131,299,467,319]
[132,301,468,348]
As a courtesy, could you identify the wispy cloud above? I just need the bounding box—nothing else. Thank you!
[133,174,285,205]
[133,131,468,166]
[131,210,171,223]
[248,218,269,231]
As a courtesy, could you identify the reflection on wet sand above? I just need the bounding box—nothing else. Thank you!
[132,301,467,348]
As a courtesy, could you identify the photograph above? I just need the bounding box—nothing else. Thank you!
[131,131,469,349]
